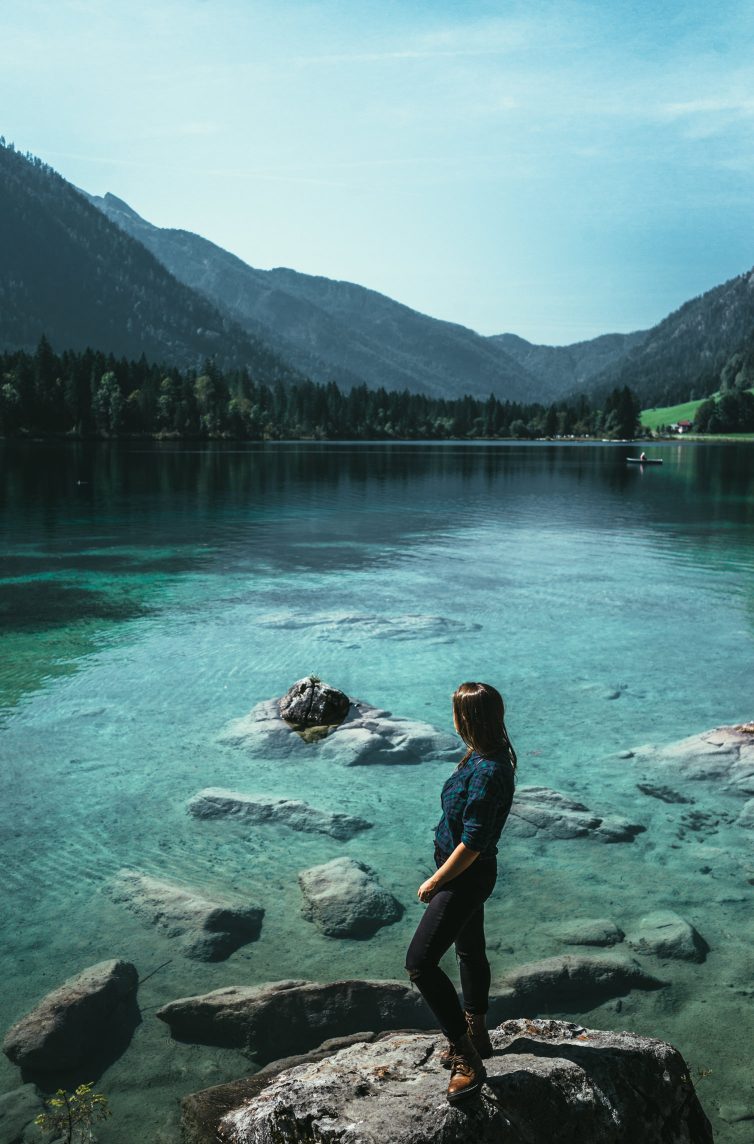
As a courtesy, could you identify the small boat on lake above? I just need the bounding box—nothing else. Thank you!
[627,456,663,465]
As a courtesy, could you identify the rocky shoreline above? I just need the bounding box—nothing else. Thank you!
[1,715,752,1142]
[210,1020,714,1144]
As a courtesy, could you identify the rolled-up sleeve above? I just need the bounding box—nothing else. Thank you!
[461,764,504,852]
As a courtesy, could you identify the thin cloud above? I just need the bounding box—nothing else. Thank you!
[662,96,754,119]
[290,47,519,65]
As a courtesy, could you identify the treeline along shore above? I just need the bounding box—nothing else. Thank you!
[1,339,643,441]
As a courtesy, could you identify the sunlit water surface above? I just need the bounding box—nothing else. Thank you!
[1,441,753,1142]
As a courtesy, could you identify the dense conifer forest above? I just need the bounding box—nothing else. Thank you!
[0,341,644,440]
[693,388,754,434]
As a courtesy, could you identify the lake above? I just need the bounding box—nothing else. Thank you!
[1,440,753,1142]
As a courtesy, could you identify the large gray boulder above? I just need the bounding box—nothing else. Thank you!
[507,786,645,843]
[278,677,350,729]
[156,954,667,1066]
[2,959,139,1073]
[156,979,433,1062]
[215,1020,713,1144]
[298,857,403,938]
[220,698,458,766]
[625,911,708,963]
[490,954,666,1019]
[107,870,263,961]
[181,1034,387,1144]
[187,789,372,841]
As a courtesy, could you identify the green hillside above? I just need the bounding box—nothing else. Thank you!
[640,397,705,430]
[642,388,754,434]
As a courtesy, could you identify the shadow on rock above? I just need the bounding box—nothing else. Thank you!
[20,998,141,1091]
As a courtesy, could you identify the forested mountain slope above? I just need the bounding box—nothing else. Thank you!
[88,192,549,403]
[586,268,754,404]
[5,138,751,410]
[490,330,648,395]
[0,143,303,382]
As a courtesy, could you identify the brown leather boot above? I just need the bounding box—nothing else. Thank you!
[440,1012,492,1069]
[446,1033,486,1103]
[465,1011,493,1059]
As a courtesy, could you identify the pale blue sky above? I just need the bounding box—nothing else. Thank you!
[4,0,754,342]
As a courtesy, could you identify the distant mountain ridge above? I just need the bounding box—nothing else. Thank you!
[490,330,649,395]
[87,192,553,403]
[582,269,754,403]
[0,143,304,383]
[94,189,754,409]
[4,139,754,408]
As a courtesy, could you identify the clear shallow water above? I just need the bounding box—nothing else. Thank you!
[1,440,753,1142]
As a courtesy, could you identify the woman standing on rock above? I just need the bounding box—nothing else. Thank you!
[406,681,516,1104]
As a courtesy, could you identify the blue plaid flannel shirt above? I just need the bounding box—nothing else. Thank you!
[434,749,515,862]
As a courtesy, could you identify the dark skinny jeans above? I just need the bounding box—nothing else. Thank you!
[405,855,497,1043]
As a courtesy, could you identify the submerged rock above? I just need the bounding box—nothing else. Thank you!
[718,1101,754,1124]
[737,798,754,828]
[187,788,372,841]
[156,979,433,1062]
[506,786,645,843]
[214,1021,713,1144]
[0,1083,46,1141]
[2,959,139,1073]
[278,677,350,729]
[631,723,754,787]
[490,954,666,1018]
[636,782,693,804]
[298,857,403,938]
[221,697,458,765]
[625,910,708,963]
[546,917,625,947]
[108,870,263,962]
[256,612,481,646]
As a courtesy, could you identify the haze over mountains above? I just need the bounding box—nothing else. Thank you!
[2,141,754,408]
[89,191,654,404]
[87,192,543,403]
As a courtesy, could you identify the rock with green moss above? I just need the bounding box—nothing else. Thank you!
[279,677,350,728]
[221,696,457,766]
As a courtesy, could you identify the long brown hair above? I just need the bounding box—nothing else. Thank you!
[452,681,517,772]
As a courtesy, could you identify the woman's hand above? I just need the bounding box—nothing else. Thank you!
[417,876,441,903]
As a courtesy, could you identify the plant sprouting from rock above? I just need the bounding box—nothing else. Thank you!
[35,1082,111,1143]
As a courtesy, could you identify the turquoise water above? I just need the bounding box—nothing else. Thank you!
[1,440,753,1142]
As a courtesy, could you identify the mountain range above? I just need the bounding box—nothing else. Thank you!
[86,190,644,404]
[0,143,303,384]
[2,139,753,406]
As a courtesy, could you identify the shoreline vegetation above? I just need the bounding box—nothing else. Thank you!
[641,387,754,434]
[2,340,752,443]
[0,339,643,442]
[5,430,754,444]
